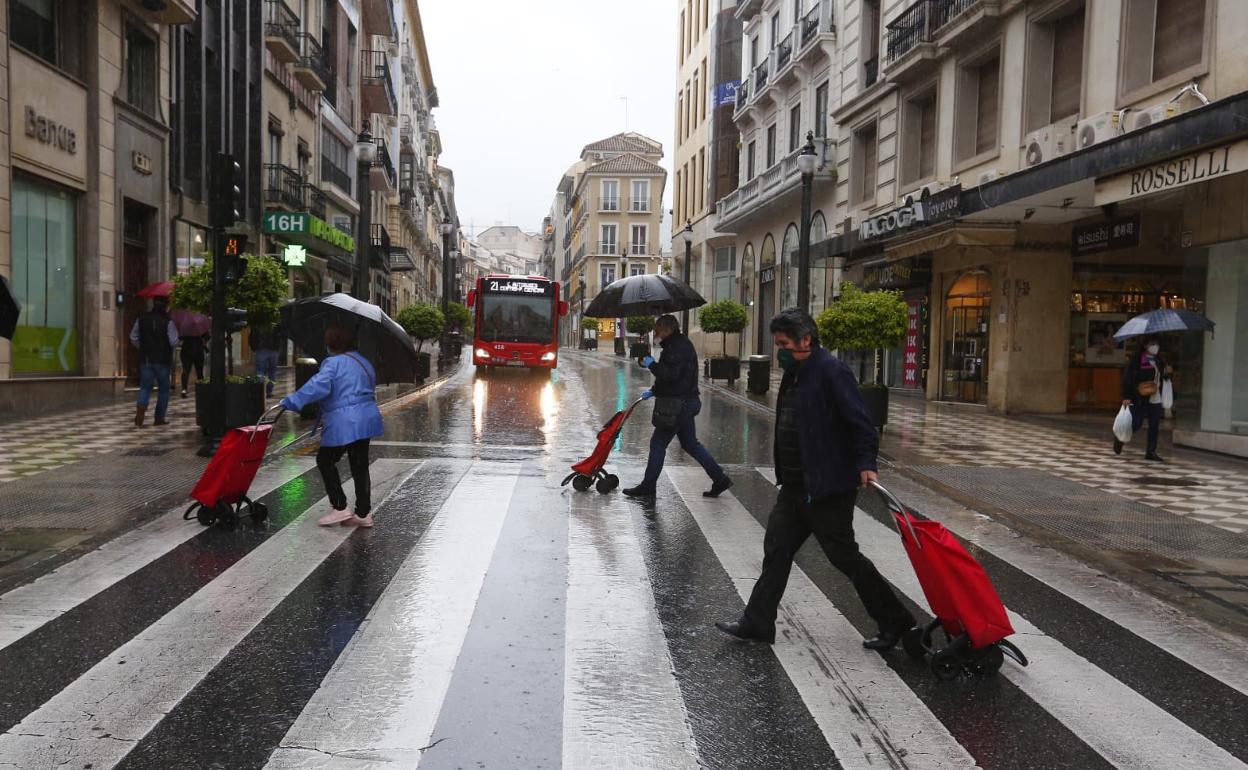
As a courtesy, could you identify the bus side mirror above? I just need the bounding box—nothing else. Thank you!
[467,289,476,308]
[558,300,569,316]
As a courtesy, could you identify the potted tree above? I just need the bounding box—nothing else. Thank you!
[816,282,908,431]
[581,317,599,350]
[446,301,472,357]
[396,303,444,379]
[625,315,655,360]
[700,299,748,383]
[172,255,287,431]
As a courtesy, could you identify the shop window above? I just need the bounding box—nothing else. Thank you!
[901,87,938,187]
[1024,5,1085,132]
[1121,0,1207,96]
[941,271,992,404]
[809,212,828,318]
[852,121,878,206]
[955,49,1001,164]
[125,22,158,116]
[11,176,78,375]
[11,0,84,77]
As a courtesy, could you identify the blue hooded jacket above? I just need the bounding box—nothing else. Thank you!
[281,353,384,447]
[776,346,879,498]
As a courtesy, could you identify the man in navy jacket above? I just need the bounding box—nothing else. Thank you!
[716,308,914,649]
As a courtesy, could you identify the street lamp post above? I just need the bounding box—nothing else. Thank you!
[439,217,454,364]
[353,123,377,301]
[679,222,693,332]
[796,131,819,314]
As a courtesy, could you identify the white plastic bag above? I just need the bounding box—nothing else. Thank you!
[1161,380,1174,410]
[1113,405,1134,443]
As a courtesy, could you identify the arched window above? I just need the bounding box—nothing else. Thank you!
[809,211,829,317]
[760,234,776,267]
[740,242,755,306]
[781,223,799,309]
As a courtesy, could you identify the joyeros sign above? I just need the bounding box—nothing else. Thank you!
[860,201,926,240]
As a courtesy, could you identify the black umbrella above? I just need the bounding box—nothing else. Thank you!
[583,273,706,318]
[280,293,420,384]
[0,275,20,340]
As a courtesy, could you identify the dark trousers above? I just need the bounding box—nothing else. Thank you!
[317,439,371,516]
[180,343,203,391]
[642,397,725,488]
[1130,400,1163,454]
[745,485,915,636]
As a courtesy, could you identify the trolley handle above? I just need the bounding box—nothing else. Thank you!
[249,404,286,442]
[868,480,923,549]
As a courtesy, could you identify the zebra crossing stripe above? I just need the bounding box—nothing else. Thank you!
[265,462,519,769]
[666,466,978,770]
[0,457,317,652]
[850,507,1248,770]
[563,493,700,769]
[0,459,422,770]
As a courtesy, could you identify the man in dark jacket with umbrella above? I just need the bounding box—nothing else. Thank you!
[623,314,732,499]
[716,309,914,649]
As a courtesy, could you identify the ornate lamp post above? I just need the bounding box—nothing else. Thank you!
[796,131,819,313]
[353,123,377,301]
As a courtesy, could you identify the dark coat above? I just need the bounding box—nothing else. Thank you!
[646,331,700,398]
[775,346,878,498]
[1121,351,1169,401]
[249,324,284,353]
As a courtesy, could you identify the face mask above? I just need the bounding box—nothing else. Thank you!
[1147,344,1160,355]
[777,348,800,373]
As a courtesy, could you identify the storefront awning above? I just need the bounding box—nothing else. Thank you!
[883,225,1017,262]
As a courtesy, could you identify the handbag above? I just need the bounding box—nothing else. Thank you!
[1137,380,1158,398]
[651,395,683,430]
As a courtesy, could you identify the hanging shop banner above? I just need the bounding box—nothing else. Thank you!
[1095,139,1248,206]
[902,299,922,389]
[714,81,742,108]
[1071,213,1141,257]
[759,265,776,284]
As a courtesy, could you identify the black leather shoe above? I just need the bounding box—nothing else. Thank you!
[622,485,656,499]
[714,619,774,644]
[1113,439,1123,455]
[1145,452,1165,462]
[862,630,902,650]
[704,477,733,498]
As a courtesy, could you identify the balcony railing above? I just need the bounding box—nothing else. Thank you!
[801,3,822,47]
[292,33,330,92]
[360,49,397,116]
[753,62,770,91]
[776,32,793,69]
[598,241,619,254]
[372,138,397,189]
[735,78,750,112]
[600,198,620,211]
[371,224,392,273]
[629,198,650,212]
[305,184,326,219]
[320,154,351,193]
[263,0,300,64]
[886,0,936,63]
[264,164,304,210]
[629,242,649,255]
[933,0,981,32]
[400,116,414,149]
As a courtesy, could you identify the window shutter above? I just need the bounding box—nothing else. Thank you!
[1153,0,1204,80]
[1050,10,1085,121]
[919,98,937,180]
[975,57,1000,156]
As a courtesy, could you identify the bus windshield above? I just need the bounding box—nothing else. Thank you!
[479,294,555,344]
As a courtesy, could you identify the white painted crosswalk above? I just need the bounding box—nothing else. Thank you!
[0,458,1245,770]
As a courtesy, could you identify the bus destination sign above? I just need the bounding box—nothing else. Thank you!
[485,279,554,296]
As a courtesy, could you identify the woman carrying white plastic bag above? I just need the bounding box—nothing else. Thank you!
[1113,405,1134,444]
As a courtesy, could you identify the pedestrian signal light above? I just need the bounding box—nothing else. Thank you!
[221,234,248,285]
[211,153,246,229]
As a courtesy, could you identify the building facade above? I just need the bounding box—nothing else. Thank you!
[560,133,668,349]
[1,0,195,415]
[715,0,1248,458]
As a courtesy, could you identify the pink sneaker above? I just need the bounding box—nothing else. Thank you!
[317,508,355,526]
[341,513,374,528]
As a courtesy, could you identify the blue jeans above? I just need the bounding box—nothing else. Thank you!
[1130,400,1162,454]
[255,350,279,395]
[137,364,171,422]
[642,397,726,488]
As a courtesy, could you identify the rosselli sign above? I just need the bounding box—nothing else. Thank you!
[1095,139,1248,205]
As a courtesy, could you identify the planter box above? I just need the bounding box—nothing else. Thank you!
[858,385,890,431]
[196,381,267,433]
[708,357,741,382]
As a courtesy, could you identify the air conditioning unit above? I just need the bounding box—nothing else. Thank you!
[977,169,1006,186]
[1076,111,1123,149]
[1023,125,1074,167]
[902,181,943,203]
[1130,102,1179,131]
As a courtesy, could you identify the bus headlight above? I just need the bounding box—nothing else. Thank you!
[475,348,490,359]
[541,352,557,362]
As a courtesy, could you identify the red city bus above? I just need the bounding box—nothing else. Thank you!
[466,275,568,371]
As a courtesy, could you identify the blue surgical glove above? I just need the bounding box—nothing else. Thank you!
[641,390,654,400]
[641,355,655,368]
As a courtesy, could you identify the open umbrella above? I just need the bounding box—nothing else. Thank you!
[583,273,706,318]
[170,309,211,337]
[280,293,419,384]
[137,281,174,298]
[0,275,21,340]
[1113,308,1215,341]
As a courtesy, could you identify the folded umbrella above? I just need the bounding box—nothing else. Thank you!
[280,293,419,384]
[583,273,706,318]
[1113,308,1215,340]
[137,281,174,298]
[170,309,212,338]
[0,275,21,340]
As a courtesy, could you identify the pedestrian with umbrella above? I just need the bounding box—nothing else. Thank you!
[279,325,384,528]
[280,293,420,384]
[170,309,211,398]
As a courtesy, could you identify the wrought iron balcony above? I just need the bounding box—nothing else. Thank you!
[776,32,793,69]
[400,116,415,150]
[629,242,649,255]
[292,34,329,92]
[320,153,351,193]
[305,184,326,219]
[886,0,936,63]
[600,197,620,212]
[933,0,983,32]
[264,0,300,64]
[371,224,393,274]
[801,3,823,47]
[371,138,397,190]
[735,78,750,113]
[753,62,770,91]
[598,241,619,254]
[264,164,304,210]
[360,49,397,116]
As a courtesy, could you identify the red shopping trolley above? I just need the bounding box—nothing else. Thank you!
[561,396,647,494]
[871,482,1029,680]
[183,405,285,528]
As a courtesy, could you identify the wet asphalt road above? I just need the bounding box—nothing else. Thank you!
[0,351,1246,769]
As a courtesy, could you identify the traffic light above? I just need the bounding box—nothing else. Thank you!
[225,307,248,333]
[222,233,249,284]
[211,153,245,229]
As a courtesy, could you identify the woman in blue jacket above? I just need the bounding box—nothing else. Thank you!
[281,326,384,527]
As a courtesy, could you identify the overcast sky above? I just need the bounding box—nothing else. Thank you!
[420,0,676,246]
